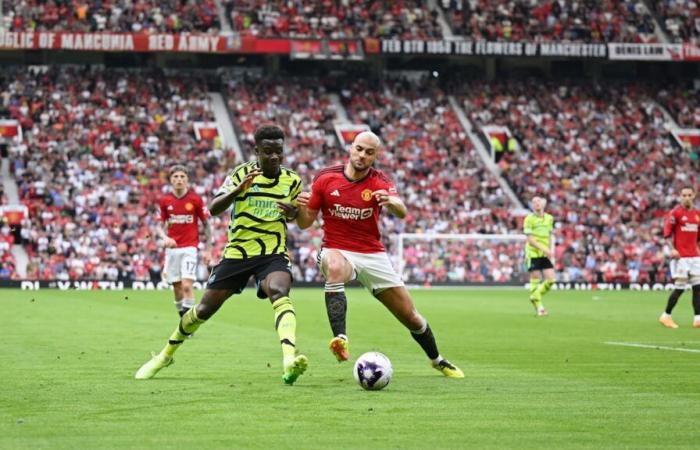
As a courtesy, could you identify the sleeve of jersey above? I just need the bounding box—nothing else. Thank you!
[523,216,532,235]
[663,212,675,238]
[196,196,210,222]
[307,175,325,210]
[215,168,241,196]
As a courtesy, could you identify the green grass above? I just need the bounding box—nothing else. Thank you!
[4,287,700,449]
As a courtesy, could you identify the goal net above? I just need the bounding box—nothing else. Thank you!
[394,233,530,286]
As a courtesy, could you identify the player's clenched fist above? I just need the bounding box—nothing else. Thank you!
[296,191,312,207]
[372,189,393,207]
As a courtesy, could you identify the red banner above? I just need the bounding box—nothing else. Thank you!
[0,31,361,56]
[0,120,21,141]
[683,44,700,62]
[334,124,370,146]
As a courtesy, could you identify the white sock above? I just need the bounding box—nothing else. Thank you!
[431,355,443,365]
[181,298,195,309]
[662,312,672,319]
[695,315,700,322]
[174,300,183,311]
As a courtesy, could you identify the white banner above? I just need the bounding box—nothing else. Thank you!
[608,43,683,61]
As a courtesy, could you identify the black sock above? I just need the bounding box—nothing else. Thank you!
[325,288,347,337]
[693,285,700,315]
[665,289,684,315]
[177,308,188,318]
[410,323,440,360]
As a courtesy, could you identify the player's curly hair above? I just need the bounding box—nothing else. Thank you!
[254,124,284,144]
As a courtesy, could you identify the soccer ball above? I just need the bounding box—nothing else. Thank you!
[353,351,393,391]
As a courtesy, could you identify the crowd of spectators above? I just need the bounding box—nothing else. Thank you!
[656,82,700,128]
[2,66,234,282]
[440,0,657,43]
[4,0,221,33]
[224,0,442,39]
[459,79,694,284]
[3,68,697,285]
[225,74,520,283]
[651,0,700,44]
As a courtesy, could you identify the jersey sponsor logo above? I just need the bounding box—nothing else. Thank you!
[361,189,372,201]
[330,204,373,220]
[169,214,194,224]
[681,223,699,232]
[330,189,340,197]
[185,202,194,211]
[247,197,282,218]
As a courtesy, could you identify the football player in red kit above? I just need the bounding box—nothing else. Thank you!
[659,186,700,329]
[296,131,463,378]
[158,165,211,317]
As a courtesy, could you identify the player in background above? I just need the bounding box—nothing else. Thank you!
[136,125,308,384]
[659,186,700,329]
[157,165,211,317]
[296,131,463,378]
[523,196,555,317]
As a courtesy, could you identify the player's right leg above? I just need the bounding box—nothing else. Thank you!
[178,248,199,315]
[528,268,545,315]
[319,249,355,361]
[135,288,232,379]
[165,249,189,317]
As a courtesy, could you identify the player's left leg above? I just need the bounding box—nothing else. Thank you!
[375,286,464,378]
[532,267,555,316]
[259,269,308,385]
[691,284,700,328]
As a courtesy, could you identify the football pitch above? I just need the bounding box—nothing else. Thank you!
[5,287,700,449]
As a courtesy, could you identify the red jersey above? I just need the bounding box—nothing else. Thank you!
[663,205,700,257]
[159,190,209,248]
[308,165,398,253]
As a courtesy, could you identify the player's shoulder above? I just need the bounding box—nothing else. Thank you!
[230,160,257,176]
[280,165,301,181]
[369,167,393,184]
[313,164,345,182]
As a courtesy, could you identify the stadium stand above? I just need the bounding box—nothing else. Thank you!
[223,0,443,38]
[3,67,234,281]
[440,0,658,43]
[651,0,700,44]
[459,79,692,284]
[4,0,221,33]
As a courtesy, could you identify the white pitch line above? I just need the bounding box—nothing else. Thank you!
[604,341,700,354]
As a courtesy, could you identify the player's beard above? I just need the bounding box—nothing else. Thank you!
[351,158,369,173]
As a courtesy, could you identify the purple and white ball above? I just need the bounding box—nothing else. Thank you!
[353,352,393,391]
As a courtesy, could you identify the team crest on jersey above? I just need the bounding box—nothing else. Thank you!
[361,189,372,201]
[185,202,194,211]
[251,185,261,192]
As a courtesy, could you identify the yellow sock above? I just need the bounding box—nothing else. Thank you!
[529,278,541,300]
[160,307,205,358]
[536,279,554,299]
[272,297,297,364]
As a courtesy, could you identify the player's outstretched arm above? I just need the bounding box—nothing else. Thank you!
[295,192,319,229]
[209,169,262,216]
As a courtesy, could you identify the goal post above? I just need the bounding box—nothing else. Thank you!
[395,233,536,286]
